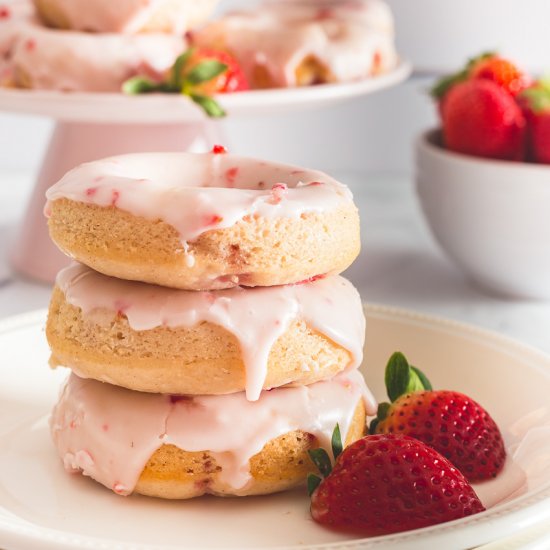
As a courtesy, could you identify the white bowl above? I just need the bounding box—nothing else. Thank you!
[415,130,550,300]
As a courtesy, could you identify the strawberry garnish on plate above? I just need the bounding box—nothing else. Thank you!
[307,428,485,535]
[519,79,550,164]
[370,352,506,481]
[440,79,526,160]
[122,47,249,118]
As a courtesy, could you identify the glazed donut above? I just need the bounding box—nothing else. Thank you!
[50,371,374,498]
[9,17,185,92]
[45,152,360,290]
[191,0,397,88]
[32,0,219,34]
[0,1,33,87]
[47,264,365,401]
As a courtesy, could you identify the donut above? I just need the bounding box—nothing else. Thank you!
[32,0,219,34]
[45,151,360,290]
[9,16,185,92]
[46,263,365,401]
[0,1,33,87]
[191,0,397,88]
[50,371,374,498]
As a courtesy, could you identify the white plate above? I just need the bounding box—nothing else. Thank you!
[0,305,550,550]
[0,62,411,123]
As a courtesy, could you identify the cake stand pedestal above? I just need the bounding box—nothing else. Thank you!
[0,61,411,283]
[11,120,223,283]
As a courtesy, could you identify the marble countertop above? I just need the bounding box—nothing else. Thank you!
[1,169,549,354]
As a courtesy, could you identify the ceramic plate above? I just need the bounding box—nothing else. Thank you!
[0,305,549,550]
[0,62,411,123]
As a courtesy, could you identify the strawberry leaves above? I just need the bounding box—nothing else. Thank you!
[385,351,431,401]
[122,48,227,118]
[431,51,496,99]
[370,352,431,434]
[307,424,343,496]
[520,78,550,113]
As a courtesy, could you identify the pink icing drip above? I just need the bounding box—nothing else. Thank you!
[56,263,367,402]
[50,371,374,494]
[45,152,354,244]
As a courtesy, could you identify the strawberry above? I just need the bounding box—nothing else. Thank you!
[308,430,485,535]
[179,47,249,95]
[470,56,531,97]
[441,79,526,161]
[122,47,248,118]
[519,79,550,164]
[432,52,529,102]
[370,352,506,481]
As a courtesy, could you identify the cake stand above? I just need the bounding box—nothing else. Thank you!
[0,61,411,283]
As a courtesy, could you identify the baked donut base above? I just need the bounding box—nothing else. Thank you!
[135,401,367,499]
[48,199,360,290]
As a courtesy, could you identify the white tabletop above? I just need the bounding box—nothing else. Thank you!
[1,169,549,355]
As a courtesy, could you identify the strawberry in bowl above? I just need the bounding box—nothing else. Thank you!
[432,53,530,161]
[416,52,550,299]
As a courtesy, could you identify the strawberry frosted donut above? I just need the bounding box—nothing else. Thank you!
[192,0,397,88]
[33,0,219,34]
[47,264,365,401]
[46,151,360,290]
[0,1,33,86]
[9,17,185,92]
[51,371,374,498]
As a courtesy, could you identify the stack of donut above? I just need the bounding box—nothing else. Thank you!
[44,148,376,498]
[0,0,218,91]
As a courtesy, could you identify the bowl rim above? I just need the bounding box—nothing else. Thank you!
[416,128,550,174]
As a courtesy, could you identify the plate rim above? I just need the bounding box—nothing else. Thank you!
[0,303,549,550]
[0,61,412,122]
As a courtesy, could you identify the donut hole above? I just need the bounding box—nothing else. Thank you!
[98,152,332,192]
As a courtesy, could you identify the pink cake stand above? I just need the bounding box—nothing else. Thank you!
[0,61,411,283]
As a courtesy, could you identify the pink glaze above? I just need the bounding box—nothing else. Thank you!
[51,370,373,494]
[45,152,355,245]
[7,14,185,92]
[56,263,367,402]
[31,0,219,34]
[192,0,397,87]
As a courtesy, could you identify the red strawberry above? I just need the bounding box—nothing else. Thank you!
[309,432,485,535]
[123,47,248,118]
[519,79,550,164]
[441,79,526,161]
[470,56,530,97]
[179,47,249,95]
[432,52,529,102]
[370,352,506,481]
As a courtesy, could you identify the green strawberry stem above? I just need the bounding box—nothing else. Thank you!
[431,51,496,99]
[331,423,343,460]
[385,351,431,401]
[369,352,432,433]
[520,77,550,113]
[306,424,344,496]
[307,473,322,497]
